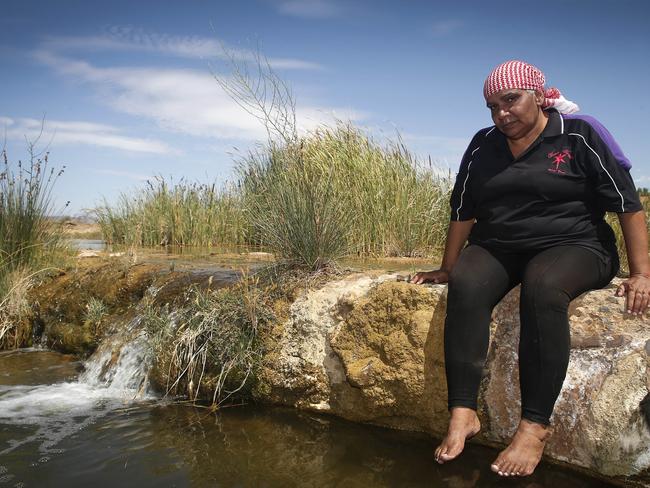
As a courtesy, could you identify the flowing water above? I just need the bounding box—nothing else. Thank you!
[0,342,618,487]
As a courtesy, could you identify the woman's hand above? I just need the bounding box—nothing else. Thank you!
[409,269,450,285]
[617,211,650,315]
[616,274,650,315]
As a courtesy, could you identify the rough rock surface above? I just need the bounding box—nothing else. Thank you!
[260,274,650,485]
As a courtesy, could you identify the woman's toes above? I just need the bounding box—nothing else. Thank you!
[439,451,453,461]
[500,461,514,476]
[435,445,449,463]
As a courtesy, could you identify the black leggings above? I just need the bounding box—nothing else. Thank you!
[445,244,618,425]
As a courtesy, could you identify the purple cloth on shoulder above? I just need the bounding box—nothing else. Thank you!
[564,114,632,169]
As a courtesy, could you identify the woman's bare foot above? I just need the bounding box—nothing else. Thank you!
[434,407,481,464]
[490,419,551,477]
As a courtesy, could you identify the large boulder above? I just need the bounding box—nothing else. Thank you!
[259,273,650,484]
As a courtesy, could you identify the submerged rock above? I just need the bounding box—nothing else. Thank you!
[259,274,650,485]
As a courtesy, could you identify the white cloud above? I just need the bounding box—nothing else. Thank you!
[0,116,14,127]
[54,132,172,154]
[297,106,370,133]
[2,115,173,155]
[33,50,367,142]
[274,0,341,18]
[431,20,464,37]
[42,28,324,71]
[19,118,117,133]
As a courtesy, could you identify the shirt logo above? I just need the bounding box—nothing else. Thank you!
[547,149,573,174]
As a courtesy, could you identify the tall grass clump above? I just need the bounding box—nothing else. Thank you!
[239,142,352,269]
[0,149,67,347]
[144,278,274,406]
[239,124,453,267]
[95,177,250,248]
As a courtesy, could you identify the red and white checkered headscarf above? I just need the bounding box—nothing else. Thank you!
[483,60,579,114]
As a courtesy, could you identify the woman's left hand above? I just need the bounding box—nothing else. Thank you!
[616,274,650,315]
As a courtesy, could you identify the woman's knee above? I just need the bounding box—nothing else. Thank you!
[521,273,571,311]
[448,270,489,304]
[522,246,611,307]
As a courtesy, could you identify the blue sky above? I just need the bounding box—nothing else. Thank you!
[2,0,649,214]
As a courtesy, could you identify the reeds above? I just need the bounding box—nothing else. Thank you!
[0,149,67,347]
[95,177,249,248]
[98,124,452,268]
[0,150,66,272]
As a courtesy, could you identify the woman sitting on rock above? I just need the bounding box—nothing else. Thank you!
[411,60,650,477]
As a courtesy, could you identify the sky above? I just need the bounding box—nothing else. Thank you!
[2,0,649,214]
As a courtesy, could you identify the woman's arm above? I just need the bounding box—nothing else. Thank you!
[616,210,650,314]
[410,220,474,284]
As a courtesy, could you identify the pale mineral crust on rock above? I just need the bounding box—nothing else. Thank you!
[259,274,650,484]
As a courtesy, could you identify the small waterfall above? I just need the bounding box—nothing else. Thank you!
[0,318,154,456]
[79,322,151,395]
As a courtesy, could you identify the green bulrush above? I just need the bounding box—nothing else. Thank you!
[95,177,250,249]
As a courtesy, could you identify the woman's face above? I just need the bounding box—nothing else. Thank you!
[486,89,544,140]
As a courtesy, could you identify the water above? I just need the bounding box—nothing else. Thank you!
[0,349,618,487]
[67,239,106,251]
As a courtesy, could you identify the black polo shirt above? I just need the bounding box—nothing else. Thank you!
[450,109,642,260]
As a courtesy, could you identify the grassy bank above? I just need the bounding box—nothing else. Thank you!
[0,150,68,348]
[96,124,452,268]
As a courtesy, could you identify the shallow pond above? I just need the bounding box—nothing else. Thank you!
[67,239,107,251]
[67,238,440,275]
[0,349,618,488]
